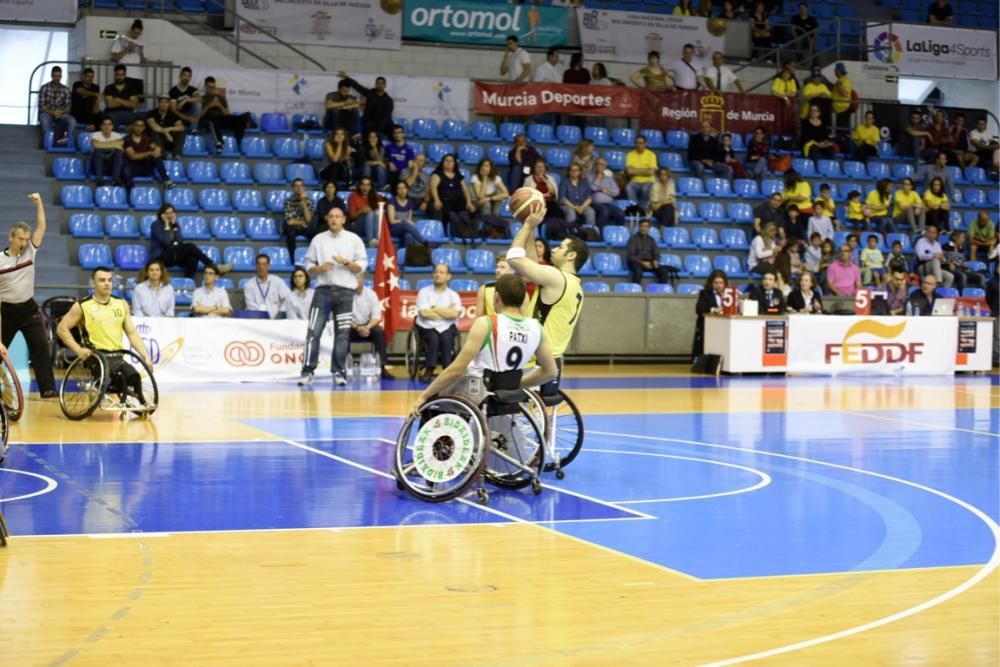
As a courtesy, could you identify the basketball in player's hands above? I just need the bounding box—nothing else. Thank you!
[509,187,545,222]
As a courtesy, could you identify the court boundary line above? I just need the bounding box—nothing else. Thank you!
[583,428,1000,667]
[0,468,59,503]
[838,408,1000,438]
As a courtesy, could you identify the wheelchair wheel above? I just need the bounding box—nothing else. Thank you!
[0,402,9,465]
[542,389,584,472]
[113,349,159,417]
[0,352,24,423]
[394,395,489,503]
[59,354,107,421]
[404,329,420,381]
[483,402,545,490]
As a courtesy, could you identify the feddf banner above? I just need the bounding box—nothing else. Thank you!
[786,315,957,376]
[403,0,570,47]
[237,0,402,50]
[0,0,76,22]
[866,22,997,81]
[577,9,726,65]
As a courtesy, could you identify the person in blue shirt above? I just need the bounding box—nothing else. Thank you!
[149,203,232,279]
[385,124,415,189]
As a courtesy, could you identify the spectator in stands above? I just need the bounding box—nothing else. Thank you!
[770,62,798,109]
[150,204,231,278]
[781,169,812,215]
[748,270,786,313]
[746,126,771,181]
[721,0,740,19]
[626,219,672,285]
[782,204,807,251]
[927,0,954,26]
[951,114,977,167]
[914,224,954,287]
[500,35,532,83]
[886,240,910,275]
[801,104,835,160]
[38,66,74,146]
[243,253,291,318]
[431,154,477,240]
[693,269,728,360]
[103,64,141,129]
[696,0,713,17]
[71,67,101,132]
[926,110,953,159]
[906,274,938,315]
[626,135,658,213]
[748,222,789,278]
[415,263,461,383]
[719,133,745,178]
[753,192,785,236]
[787,270,822,313]
[320,127,354,185]
[590,63,613,86]
[527,159,572,240]
[790,3,819,60]
[350,274,393,380]
[799,68,831,123]
[400,153,430,212]
[702,52,745,93]
[323,79,360,134]
[688,121,732,179]
[315,181,348,227]
[191,265,232,317]
[563,52,591,85]
[590,157,625,229]
[337,71,394,139]
[898,111,935,162]
[282,178,316,258]
[146,95,184,158]
[535,239,552,266]
[860,234,886,286]
[968,209,997,261]
[853,110,880,163]
[922,176,951,230]
[670,44,702,92]
[168,67,201,129]
[817,238,836,286]
[122,117,172,191]
[750,2,773,59]
[920,152,955,200]
[846,189,867,229]
[572,139,596,175]
[385,124,414,188]
[111,19,146,65]
[508,133,541,190]
[650,167,677,228]
[831,63,854,134]
[942,230,985,291]
[969,117,997,168]
[826,244,862,297]
[131,259,175,317]
[804,232,823,273]
[534,48,562,83]
[866,178,896,233]
[358,130,389,190]
[199,76,250,154]
[630,51,673,91]
[470,158,510,235]
[674,0,695,14]
[347,177,385,245]
[386,181,430,247]
[892,177,926,233]
[89,117,125,187]
[284,267,313,320]
[559,163,596,230]
[817,183,838,227]
[886,268,909,314]
[807,200,834,242]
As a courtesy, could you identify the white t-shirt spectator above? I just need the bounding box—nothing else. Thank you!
[111,33,144,65]
[91,130,124,145]
[969,127,996,149]
[703,64,739,92]
[533,61,562,83]
[671,58,702,90]
[807,215,834,242]
[505,48,532,82]
[415,285,460,332]
[747,235,776,270]
[471,174,504,200]
[243,274,291,319]
[285,288,314,320]
[351,286,382,326]
[192,285,232,316]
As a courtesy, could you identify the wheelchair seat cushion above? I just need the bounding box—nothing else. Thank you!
[483,368,523,392]
[492,388,527,405]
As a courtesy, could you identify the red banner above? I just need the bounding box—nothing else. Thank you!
[473,82,640,117]
[639,90,796,137]
[394,290,480,332]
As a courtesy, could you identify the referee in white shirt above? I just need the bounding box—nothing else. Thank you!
[0,193,56,398]
[299,207,367,386]
[243,254,291,319]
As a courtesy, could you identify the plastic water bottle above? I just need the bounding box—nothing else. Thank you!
[913,305,920,317]
[362,352,378,383]
[905,301,912,316]
[346,353,355,381]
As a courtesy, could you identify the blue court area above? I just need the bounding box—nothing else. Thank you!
[1,404,997,581]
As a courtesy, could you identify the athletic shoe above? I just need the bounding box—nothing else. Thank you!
[40,390,58,400]
[298,372,314,386]
[215,262,234,275]
[334,373,348,386]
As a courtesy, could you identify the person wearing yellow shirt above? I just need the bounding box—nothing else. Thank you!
[625,134,658,214]
[781,169,812,215]
[892,177,925,233]
[831,63,854,131]
[817,183,840,228]
[922,176,951,230]
[845,190,869,229]
[771,64,798,108]
[865,178,895,233]
[853,110,880,163]
[799,68,831,120]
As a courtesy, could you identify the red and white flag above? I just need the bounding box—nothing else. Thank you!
[373,204,400,343]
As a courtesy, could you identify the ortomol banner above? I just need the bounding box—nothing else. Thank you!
[866,22,997,81]
[639,90,795,136]
[237,0,402,50]
[474,82,641,117]
[577,9,726,64]
[404,0,570,47]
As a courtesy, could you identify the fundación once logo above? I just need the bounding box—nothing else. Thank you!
[824,319,923,364]
[225,340,266,367]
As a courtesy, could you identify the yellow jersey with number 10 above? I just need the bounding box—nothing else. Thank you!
[79,295,127,352]
[531,271,583,358]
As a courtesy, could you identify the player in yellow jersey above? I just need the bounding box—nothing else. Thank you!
[57,266,151,406]
[475,256,530,317]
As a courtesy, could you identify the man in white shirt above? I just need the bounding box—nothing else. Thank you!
[969,117,997,167]
[111,19,146,65]
[299,207,368,386]
[192,265,233,317]
[913,224,954,287]
[670,44,703,91]
[414,263,461,383]
[243,254,291,319]
[701,52,745,94]
[500,35,532,82]
[89,117,125,187]
[533,48,562,83]
[350,274,393,380]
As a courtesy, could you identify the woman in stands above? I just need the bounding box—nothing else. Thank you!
[692,269,729,360]
[429,153,477,240]
[131,259,175,317]
[284,267,313,320]
[347,177,386,245]
[534,239,552,265]
[781,169,812,216]
[527,159,571,240]
[571,139,595,175]
[630,51,672,91]
[591,63,612,86]
[563,52,591,85]
[358,130,388,190]
[787,270,823,313]
[470,158,510,238]
[721,0,740,20]
[719,134,746,179]
[746,126,770,182]
[923,176,951,230]
[865,178,896,234]
[386,181,428,248]
[149,204,231,279]
[320,127,354,185]
[801,104,836,160]
[852,110,880,163]
[650,167,677,228]
[771,61,798,108]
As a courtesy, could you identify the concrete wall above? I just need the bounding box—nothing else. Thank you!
[68,16,236,70]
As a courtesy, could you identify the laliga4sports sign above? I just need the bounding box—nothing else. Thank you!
[866,22,997,81]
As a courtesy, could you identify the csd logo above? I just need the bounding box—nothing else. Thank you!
[225,341,266,367]
[824,320,923,364]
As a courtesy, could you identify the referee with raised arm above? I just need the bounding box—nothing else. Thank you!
[0,193,57,398]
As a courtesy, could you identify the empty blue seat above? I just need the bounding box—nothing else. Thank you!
[594,252,629,277]
[612,128,636,147]
[761,179,783,196]
[286,163,318,186]
[499,122,525,143]
[663,226,695,248]
[77,132,92,154]
[867,161,890,180]
[246,216,281,240]
[220,161,253,185]
[666,131,689,149]
[692,228,722,248]
[140,215,156,238]
[700,202,729,223]
[615,282,642,293]
[602,225,629,248]
[232,189,265,213]
[295,247,308,266]
[720,228,750,249]
[254,162,285,186]
[44,130,76,153]
[70,213,103,238]
[935,286,960,299]
[684,254,712,278]
[678,177,708,197]
[584,126,612,146]
[211,216,244,240]
[676,201,700,223]
[891,162,914,180]
[412,118,442,139]
[199,189,231,212]
[791,158,816,176]
[546,148,571,168]
[556,125,582,145]
[163,160,187,183]
[962,287,986,298]
[217,135,242,158]
[733,179,761,199]
[365,247,378,272]
[465,249,494,273]
[706,178,735,198]
[727,203,754,224]
[431,248,467,272]
[415,278,433,290]
[604,150,626,172]
[273,137,304,159]
[714,255,747,278]
[842,161,869,180]
[305,137,326,160]
[442,120,473,141]
[450,278,479,292]
[105,214,139,239]
[182,134,209,157]
[659,253,686,275]
[53,157,85,180]
[223,246,256,271]
[171,277,197,306]
[416,219,448,243]
[963,188,987,207]
[647,283,674,294]
[640,129,665,148]
[427,143,455,164]
[877,141,899,160]
[577,256,598,276]
[291,113,322,133]
[260,113,291,134]
[583,281,610,293]
[78,243,113,269]
[165,187,198,211]
[677,284,701,295]
[964,166,989,184]
[458,144,484,165]
[178,215,210,240]
[130,186,162,211]
[260,246,293,271]
[817,159,844,179]
[659,152,688,172]
[266,189,292,213]
[241,136,272,158]
[95,186,128,210]
[487,144,510,167]
[114,243,149,270]
[988,190,1000,207]
[472,121,500,143]
[187,160,220,184]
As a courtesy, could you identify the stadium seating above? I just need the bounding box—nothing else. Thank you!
[242,136,272,158]
[260,113,291,134]
[199,189,231,212]
[450,278,479,292]
[416,220,448,243]
[465,249,494,274]
[260,246,293,271]
[584,127,612,147]
[246,217,281,241]
[211,216,245,240]
[273,138,304,160]
[165,187,198,212]
[647,283,674,294]
[286,163,318,186]
[472,121,500,143]
[188,160,221,184]
[714,255,748,278]
[105,214,140,239]
[691,228,722,248]
[593,252,629,277]
[528,124,557,145]
[71,213,103,238]
[458,144,484,165]
[659,152,688,173]
[233,189,266,213]
[182,134,209,157]
[684,254,712,278]
[53,157,85,180]
[556,125,581,146]
[602,225,629,248]
[178,215,211,240]
[612,128,636,147]
[614,282,642,293]
[432,248,467,272]
[583,281,610,293]
[78,243,113,269]
[114,243,149,270]
[442,120,473,142]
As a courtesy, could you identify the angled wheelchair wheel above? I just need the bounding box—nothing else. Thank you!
[0,402,9,466]
[110,350,159,417]
[483,401,545,491]
[394,395,488,503]
[542,389,584,473]
[0,352,24,422]
[404,329,420,381]
[59,354,107,421]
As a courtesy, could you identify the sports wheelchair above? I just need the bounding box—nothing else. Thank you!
[394,369,547,505]
[527,386,584,480]
[404,325,461,381]
[0,350,24,423]
[59,348,158,420]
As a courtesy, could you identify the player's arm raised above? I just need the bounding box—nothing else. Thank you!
[507,201,565,291]
[411,316,489,415]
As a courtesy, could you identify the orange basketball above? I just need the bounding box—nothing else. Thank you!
[509,187,545,221]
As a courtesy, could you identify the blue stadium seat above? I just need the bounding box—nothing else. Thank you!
[677,284,701,295]
[729,133,746,152]
[700,202,729,223]
[647,283,674,294]
[877,141,899,160]
[413,118,443,139]
[164,160,187,183]
[615,282,642,293]
[182,134,209,157]
[416,219,448,243]
[733,179,761,199]
[254,162,285,186]
[427,143,455,164]
[676,201,701,223]
[594,252,629,277]
[761,179,783,196]
[114,243,149,270]
[499,122,525,143]
[294,247,308,266]
[187,160,220,184]
[612,128,636,147]
[130,186,162,211]
[415,279,433,290]
[95,186,128,210]
[398,278,412,290]
[867,161,890,180]
[273,137,305,159]
[77,132,92,154]
[393,118,409,134]
[241,136,272,158]
[842,161,869,181]
[583,281,610,293]
[891,163,914,180]
[260,246,293,271]
[705,178,735,198]
[220,161,253,185]
[431,248,467,272]
[105,214,139,239]
[286,163,318,186]
[935,287,959,299]
[442,120,473,141]
[171,277,196,306]
[487,144,510,167]
[233,189,266,213]
[684,254,712,278]
[691,228,722,248]
[720,228,750,249]
[140,215,156,238]
[727,203,754,224]
[305,138,326,161]
[604,150,626,171]
[397,248,431,273]
[217,135,241,158]
[962,211,982,228]
[246,216,281,241]
[962,286,986,299]
[165,187,198,212]
[791,158,816,177]
[211,216,244,240]
[946,165,966,185]
[260,113,291,134]
[640,129,665,148]
[662,226,695,248]
[577,256,599,276]
[963,188,987,207]
[199,188,231,212]
[546,148,571,168]
[556,125,581,145]
[44,130,76,153]
[53,157,85,180]
[472,121,500,143]
[365,248,378,273]
[659,152,688,172]
[458,144,484,165]
[714,254,747,278]
[78,243,113,269]
[964,166,990,185]
[584,127,612,146]
[223,246,255,271]
[884,233,912,253]
[267,189,292,213]
[659,254,687,276]
[178,215,210,240]
[465,249,494,273]
[450,278,479,292]
[817,159,844,179]
[602,225,629,248]
[291,113,322,134]
[678,177,708,197]
[666,131,689,150]
[70,213,103,238]
[988,190,1000,207]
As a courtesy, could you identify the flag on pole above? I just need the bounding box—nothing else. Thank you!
[373,203,400,343]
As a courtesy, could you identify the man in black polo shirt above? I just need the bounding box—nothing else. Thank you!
[753,192,785,237]
[198,76,250,153]
[314,181,348,233]
[626,219,674,285]
[71,67,102,131]
[336,70,394,139]
[790,3,819,60]
[146,95,184,157]
[103,64,142,129]
[927,0,953,25]
[168,66,202,129]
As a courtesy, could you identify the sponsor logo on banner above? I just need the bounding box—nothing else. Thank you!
[872,31,903,63]
[577,10,724,65]
[238,0,401,50]
[413,414,475,482]
[866,23,996,80]
[404,0,569,47]
[225,341,267,367]
[134,322,183,370]
[640,90,794,136]
[474,82,641,117]
[823,320,923,365]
